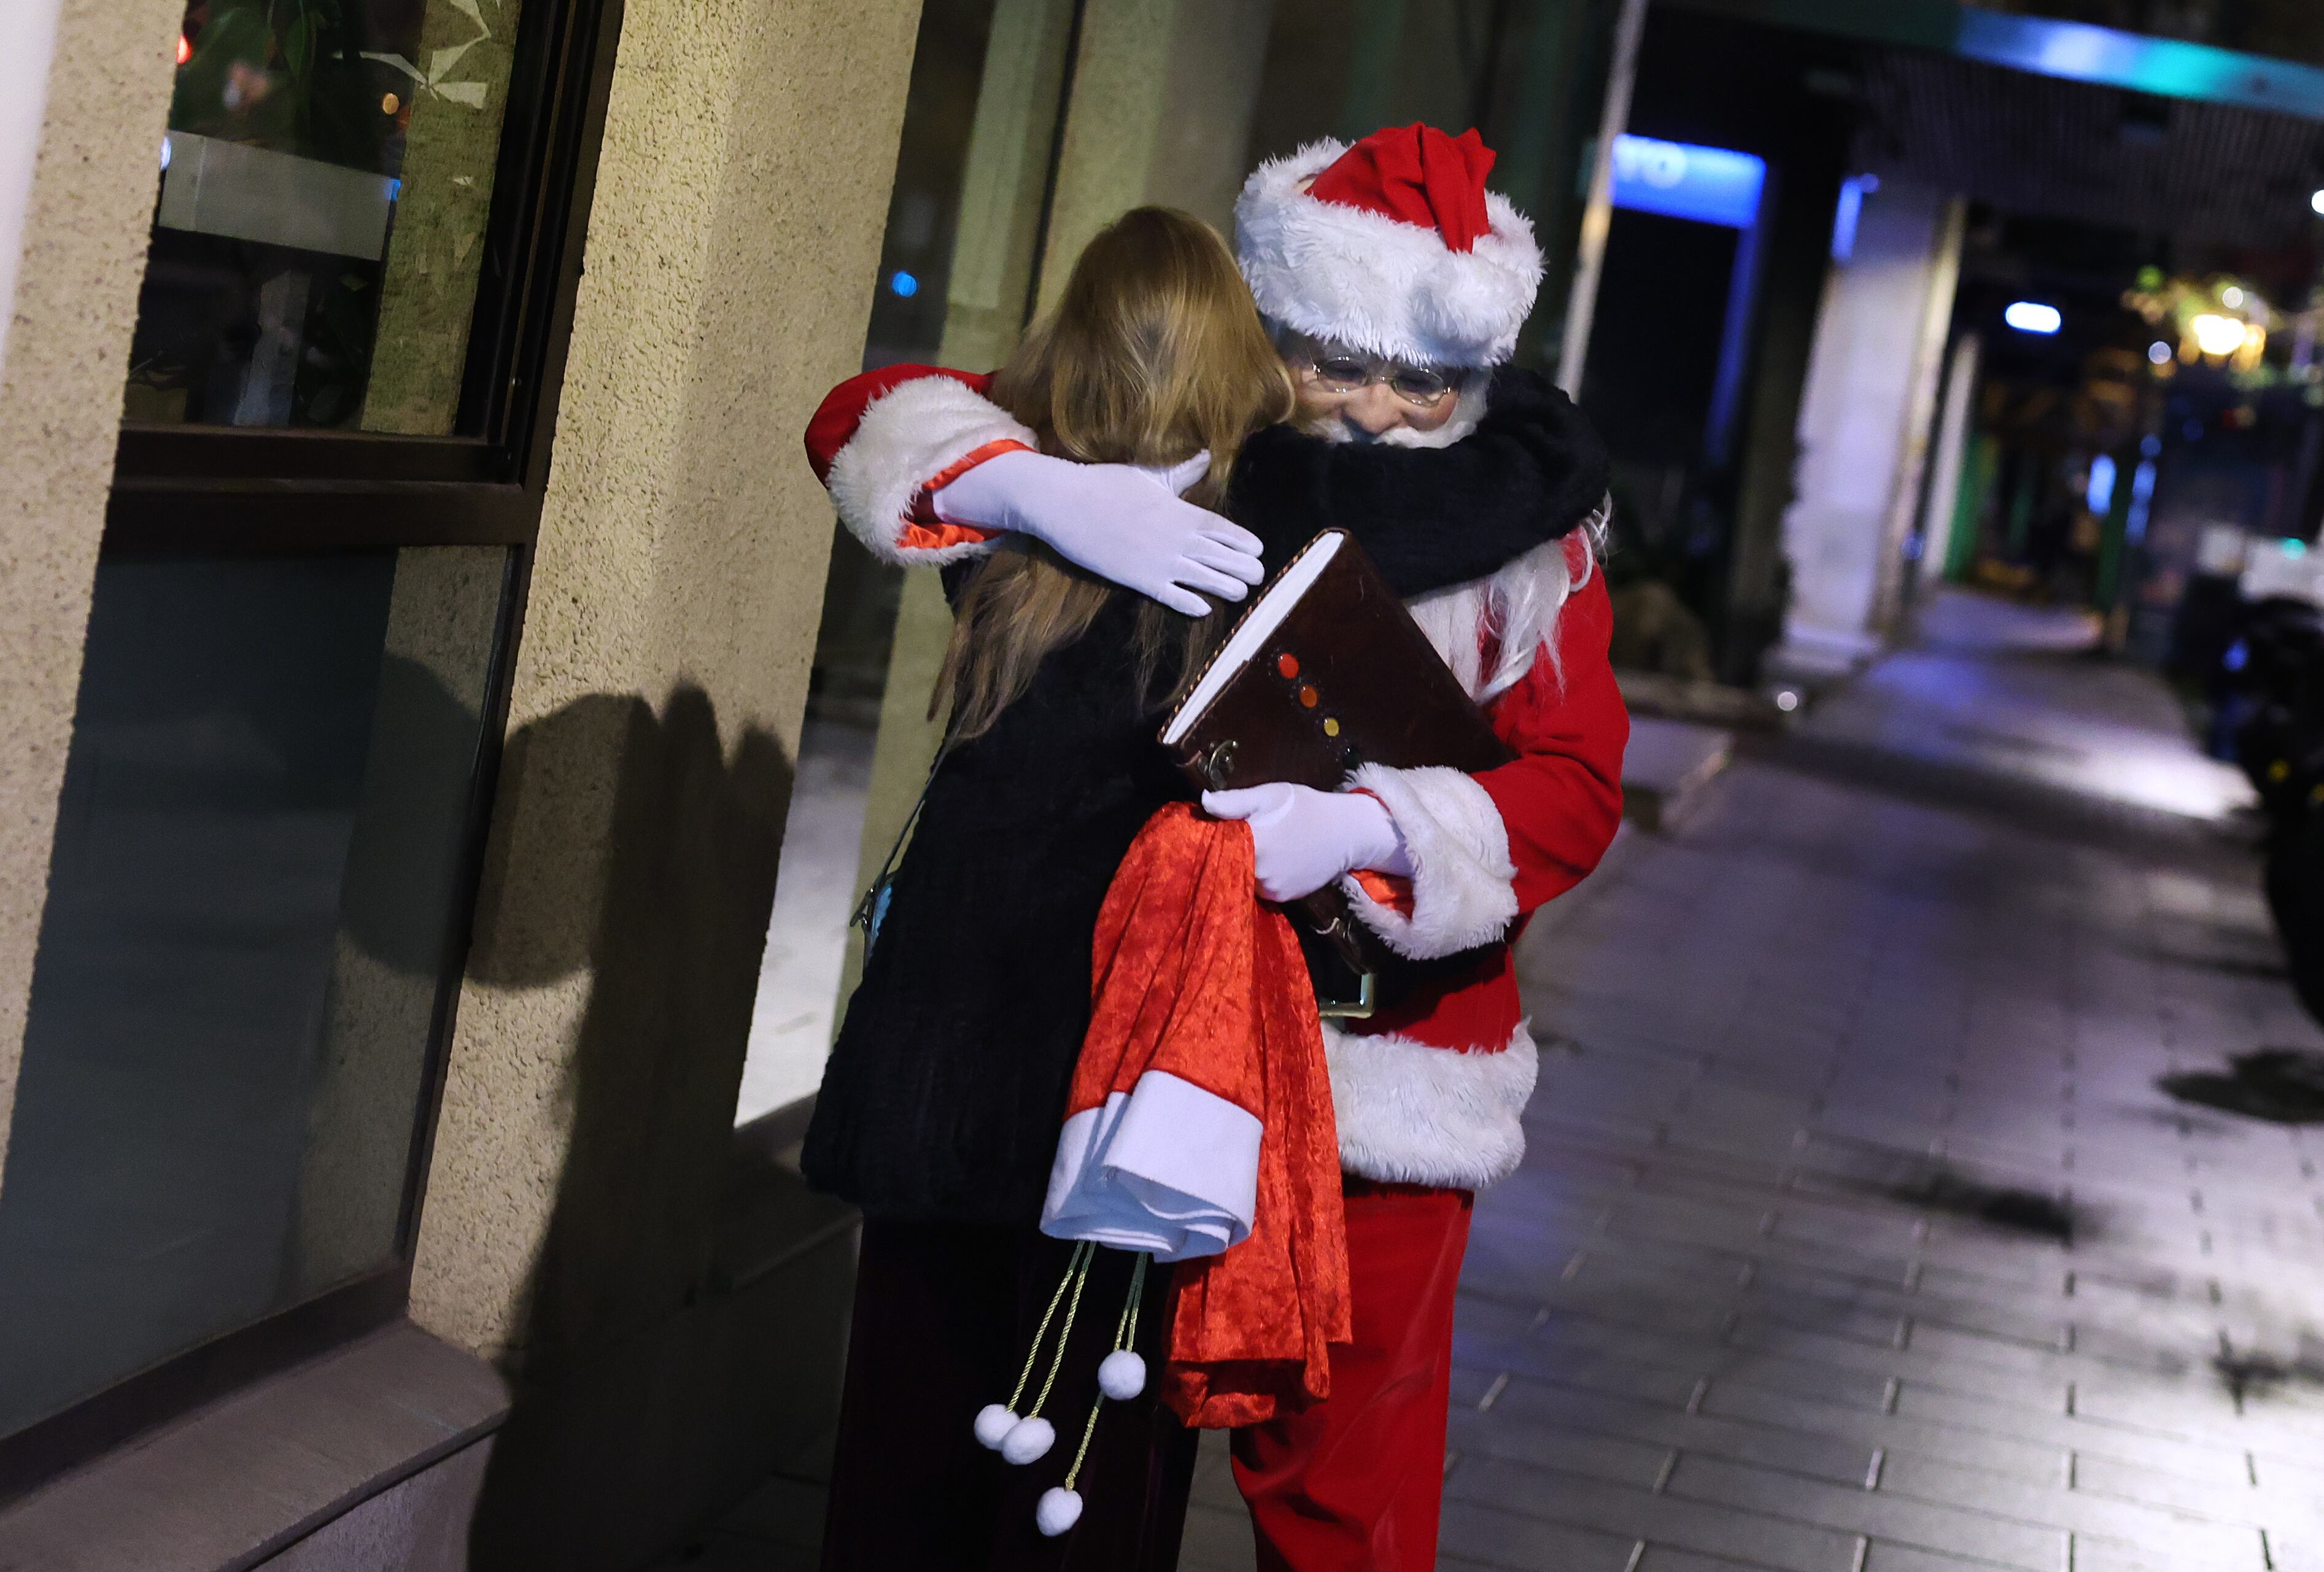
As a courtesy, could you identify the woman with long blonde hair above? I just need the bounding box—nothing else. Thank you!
[804,207,1292,1571]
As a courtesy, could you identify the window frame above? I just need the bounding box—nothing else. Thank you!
[0,0,626,1503]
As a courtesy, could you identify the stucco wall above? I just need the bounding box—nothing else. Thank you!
[0,0,185,1187]
[409,0,925,1363]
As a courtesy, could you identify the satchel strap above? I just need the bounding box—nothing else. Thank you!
[851,733,953,935]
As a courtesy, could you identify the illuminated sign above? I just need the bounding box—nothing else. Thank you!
[1610,134,1767,230]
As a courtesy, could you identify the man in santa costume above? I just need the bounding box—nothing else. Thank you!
[804,125,1625,1570]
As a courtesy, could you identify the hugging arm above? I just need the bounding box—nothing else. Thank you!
[1223,368,1611,594]
[802,366,1263,612]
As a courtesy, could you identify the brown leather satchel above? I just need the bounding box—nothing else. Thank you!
[1161,530,1511,1016]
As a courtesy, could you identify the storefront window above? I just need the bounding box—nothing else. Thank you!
[0,548,511,1440]
[0,0,613,1496]
[124,0,525,434]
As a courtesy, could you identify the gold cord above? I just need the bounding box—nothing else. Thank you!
[1027,1242,1094,1417]
[1009,1240,1093,1411]
[1063,1250,1153,1492]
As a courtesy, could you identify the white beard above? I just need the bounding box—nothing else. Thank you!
[1300,383,1598,703]
[1299,384,1488,449]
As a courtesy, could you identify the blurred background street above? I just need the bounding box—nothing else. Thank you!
[1176,589,2324,1571]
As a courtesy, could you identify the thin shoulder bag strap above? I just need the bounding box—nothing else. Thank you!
[851,729,955,934]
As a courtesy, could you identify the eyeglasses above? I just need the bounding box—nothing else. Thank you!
[1300,354,1458,409]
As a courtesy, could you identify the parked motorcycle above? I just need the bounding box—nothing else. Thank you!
[2221,596,2324,1023]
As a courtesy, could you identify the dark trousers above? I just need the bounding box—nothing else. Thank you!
[819,1218,1198,1571]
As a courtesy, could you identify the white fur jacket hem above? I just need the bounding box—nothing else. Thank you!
[1325,1021,1537,1189]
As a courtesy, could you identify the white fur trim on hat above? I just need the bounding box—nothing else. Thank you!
[1341,763,1517,960]
[1325,1020,1538,1188]
[1236,139,1545,368]
[824,374,1037,566]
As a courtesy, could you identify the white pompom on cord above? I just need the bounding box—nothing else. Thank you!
[1097,1349,1147,1400]
[1000,1415,1056,1465]
[1036,1487,1085,1537]
[973,1404,1018,1450]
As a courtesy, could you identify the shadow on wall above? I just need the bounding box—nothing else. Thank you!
[450,685,797,1570]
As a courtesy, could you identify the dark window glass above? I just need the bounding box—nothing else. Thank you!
[0,547,508,1438]
[125,0,526,434]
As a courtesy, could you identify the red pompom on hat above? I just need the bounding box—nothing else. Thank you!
[1235,124,1544,368]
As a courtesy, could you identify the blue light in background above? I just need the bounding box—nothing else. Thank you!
[2286,538,2310,558]
[1829,175,1881,262]
[1610,134,1766,230]
[2005,301,2063,335]
[2126,459,2159,546]
[1954,10,2324,114]
[2086,454,2117,516]
[889,270,920,298]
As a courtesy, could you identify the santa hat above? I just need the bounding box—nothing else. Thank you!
[1234,124,1544,370]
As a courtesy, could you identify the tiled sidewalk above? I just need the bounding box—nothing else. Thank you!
[688,594,2324,1571]
[1185,730,2324,1569]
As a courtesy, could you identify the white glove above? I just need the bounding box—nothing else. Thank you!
[1202,784,1412,904]
[932,449,1265,616]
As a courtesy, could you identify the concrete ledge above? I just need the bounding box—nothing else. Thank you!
[1616,670,1788,732]
[1622,716,1735,833]
[0,1323,508,1571]
[463,1167,856,1571]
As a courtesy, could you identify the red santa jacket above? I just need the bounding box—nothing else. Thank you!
[802,366,1627,1191]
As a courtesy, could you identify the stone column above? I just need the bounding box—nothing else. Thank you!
[1867,195,1966,634]
[408,0,926,1366]
[1781,179,1966,663]
[837,0,1080,1020]
[1037,0,1278,308]
[0,0,184,1190]
[1916,331,1983,602]
[1722,142,1848,684]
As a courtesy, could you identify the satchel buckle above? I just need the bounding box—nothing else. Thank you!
[1198,738,1239,789]
[1315,968,1377,1020]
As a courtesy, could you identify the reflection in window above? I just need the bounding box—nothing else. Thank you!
[125,0,525,433]
[0,547,508,1439]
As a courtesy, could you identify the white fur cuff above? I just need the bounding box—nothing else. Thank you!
[1326,1022,1537,1189]
[1342,764,1516,960]
[823,375,1037,565]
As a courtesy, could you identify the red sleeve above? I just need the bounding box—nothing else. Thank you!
[802,365,997,482]
[1473,562,1629,916]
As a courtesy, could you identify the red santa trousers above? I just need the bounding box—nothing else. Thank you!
[1230,1179,1474,1572]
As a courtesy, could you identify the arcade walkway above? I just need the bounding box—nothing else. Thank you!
[671,590,2324,1569]
[1177,590,2324,1570]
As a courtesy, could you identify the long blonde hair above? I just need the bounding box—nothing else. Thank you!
[934,207,1295,740]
